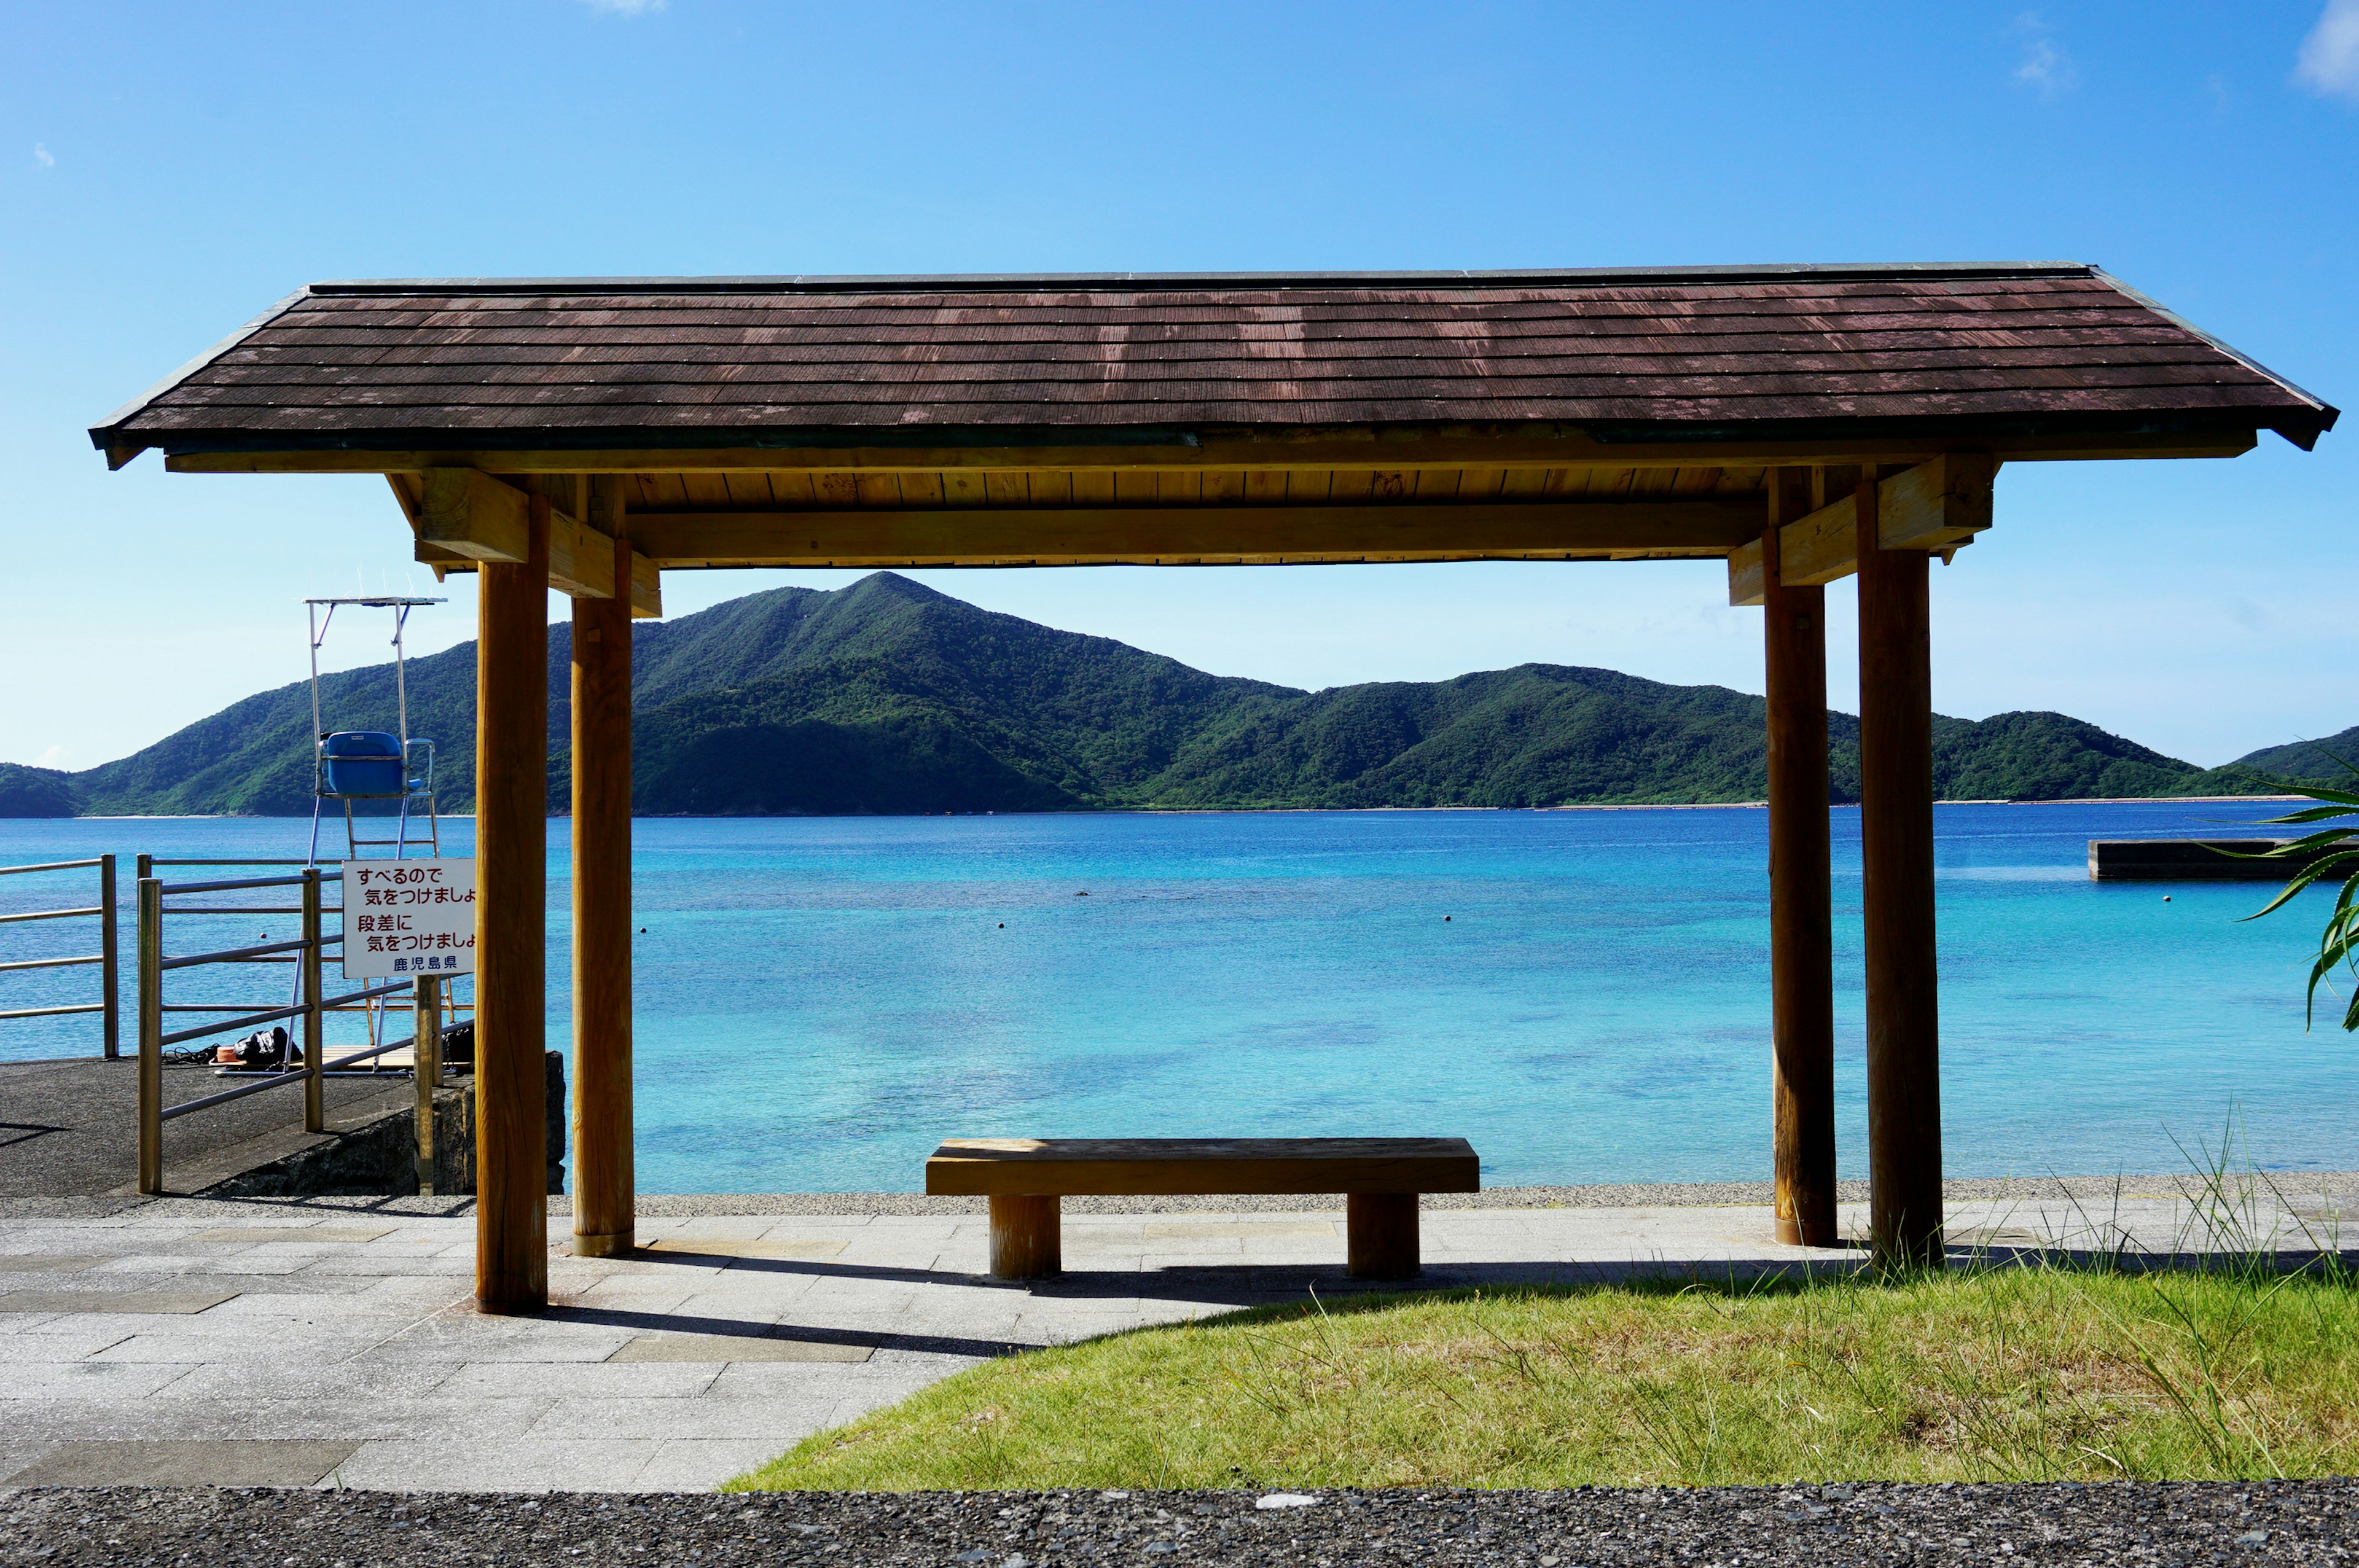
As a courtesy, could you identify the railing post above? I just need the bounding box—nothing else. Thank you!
[302,867,324,1134]
[414,975,440,1195]
[136,876,162,1194]
[100,854,119,1060]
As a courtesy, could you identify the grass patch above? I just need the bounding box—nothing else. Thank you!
[730,1261,2359,1492]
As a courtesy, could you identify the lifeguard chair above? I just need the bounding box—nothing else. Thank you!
[305,596,444,866]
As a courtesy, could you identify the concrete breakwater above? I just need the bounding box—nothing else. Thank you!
[208,1050,567,1199]
[2087,837,2339,881]
[0,1047,565,1203]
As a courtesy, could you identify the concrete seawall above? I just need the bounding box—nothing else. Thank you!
[0,1048,565,1202]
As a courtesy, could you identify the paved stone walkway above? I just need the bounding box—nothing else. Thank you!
[1,1185,2345,1493]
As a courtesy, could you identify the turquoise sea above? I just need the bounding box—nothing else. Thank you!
[1,803,2348,1192]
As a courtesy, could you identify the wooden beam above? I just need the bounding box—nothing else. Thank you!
[625,501,1764,568]
[627,550,662,618]
[590,477,662,619]
[570,528,635,1261]
[1761,469,1836,1249]
[160,426,2258,477]
[413,468,666,607]
[1729,454,1994,603]
[1875,454,1994,552]
[420,468,531,563]
[545,505,616,599]
[1777,491,1864,587]
[1856,472,1944,1270]
[474,495,551,1311]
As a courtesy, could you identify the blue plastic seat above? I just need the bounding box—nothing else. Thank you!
[321,731,405,797]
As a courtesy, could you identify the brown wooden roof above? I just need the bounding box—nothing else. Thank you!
[91,263,2336,458]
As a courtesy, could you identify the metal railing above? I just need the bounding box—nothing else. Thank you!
[133,857,469,1196]
[0,856,119,1056]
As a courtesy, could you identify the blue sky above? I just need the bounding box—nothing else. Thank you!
[4,1,2353,772]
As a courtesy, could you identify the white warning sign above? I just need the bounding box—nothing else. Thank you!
[340,859,476,980]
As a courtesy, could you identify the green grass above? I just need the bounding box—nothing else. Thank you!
[729,1261,2359,1492]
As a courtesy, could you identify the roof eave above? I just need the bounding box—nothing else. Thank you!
[98,408,2303,464]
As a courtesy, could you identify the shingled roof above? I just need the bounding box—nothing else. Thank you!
[91,263,2337,458]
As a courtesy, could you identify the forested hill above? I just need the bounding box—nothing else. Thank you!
[2,572,2336,817]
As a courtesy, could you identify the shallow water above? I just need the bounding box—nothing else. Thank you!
[1,802,2345,1192]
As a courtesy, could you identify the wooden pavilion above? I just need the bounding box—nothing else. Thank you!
[92,263,2337,1308]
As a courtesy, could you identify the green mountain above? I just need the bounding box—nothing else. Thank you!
[2224,725,2359,786]
[7,573,2327,817]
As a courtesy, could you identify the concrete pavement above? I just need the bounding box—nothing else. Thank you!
[1,1181,2347,1493]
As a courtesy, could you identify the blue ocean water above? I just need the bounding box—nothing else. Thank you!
[1,803,2348,1191]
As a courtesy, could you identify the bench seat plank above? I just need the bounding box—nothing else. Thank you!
[925,1136,1479,1198]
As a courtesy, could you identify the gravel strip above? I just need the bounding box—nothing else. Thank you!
[1,1480,2351,1564]
[10,1171,2346,1223]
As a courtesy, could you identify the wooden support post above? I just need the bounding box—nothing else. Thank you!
[571,517,636,1259]
[988,1195,1060,1279]
[100,855,119,1059]
[1763,470,1837,1248]
[414,975,441,1195]
[136,876,162,1195]
[1856,470,1944,1268]
[302,868,324,1134]
[1345,1192,1421,1279]
[474,493,551,1311]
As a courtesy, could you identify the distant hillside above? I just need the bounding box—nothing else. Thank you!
[2226,725,2359,786]
[7,573,2326,816]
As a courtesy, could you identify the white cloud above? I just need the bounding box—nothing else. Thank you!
[2296,0,2359,102]
[33,745,69,768]
[577,0,664,14]
[33,142,53,168]
[2008,12,2077,99]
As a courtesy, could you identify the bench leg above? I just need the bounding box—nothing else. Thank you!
[988,1195,1061,1280]
[1347,1192,1420,1279]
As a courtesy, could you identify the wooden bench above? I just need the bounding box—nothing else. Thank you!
[924,1137,1480,1281]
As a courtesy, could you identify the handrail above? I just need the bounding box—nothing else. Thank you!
[0,953,104,973]
[0,905,103,926]
[133,857,474,1196]
[161,935,318,970]
[158,1034,415,1121]
[156,875,310,896]
[160,1001,310,1047]
[0,856,117,1055]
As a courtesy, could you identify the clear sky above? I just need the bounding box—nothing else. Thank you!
[4,1,2353,773]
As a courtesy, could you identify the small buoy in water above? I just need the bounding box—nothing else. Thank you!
[998,922,1005,929]
[2162,895,2172,903]
[1444,915,1452,922]
[639,926,647,933]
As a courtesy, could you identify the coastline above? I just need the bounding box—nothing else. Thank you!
[6,793,2307,823]
[12,1171,2350,1222]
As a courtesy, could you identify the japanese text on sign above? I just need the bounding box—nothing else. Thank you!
[340,858,476,980]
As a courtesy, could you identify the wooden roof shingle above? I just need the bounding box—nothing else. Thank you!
[91,264,2338,456]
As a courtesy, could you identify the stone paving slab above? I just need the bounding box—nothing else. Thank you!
[2,1438,358,1488]
[0,1185,2347,1495]
[0,1290,234,1314]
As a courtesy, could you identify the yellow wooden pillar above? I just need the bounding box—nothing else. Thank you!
[571,493,635,1259]
[474,493,550,1310]
[1762,469,1836,1247]
[1856,470,1944,1269]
